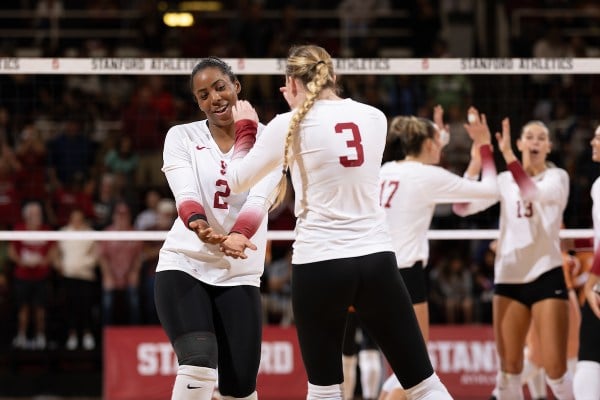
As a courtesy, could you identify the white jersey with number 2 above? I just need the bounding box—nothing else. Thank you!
[157,120,280,287]
[227,98,394,265]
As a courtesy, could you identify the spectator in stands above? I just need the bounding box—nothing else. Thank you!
[429,253,475,323]
[121,84,167,190]
[47,114,96,190]
[92,173,121,230]
[8,201,57,350]
[56,208,99,350]
[103,134,139,201]
[133,188,161,231]
[139,198,176,324]
[49,172,95,229]
[98,201,143,325]
[15,124,48,205]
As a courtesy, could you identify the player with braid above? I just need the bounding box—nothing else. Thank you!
[573,124,600,400]
[454,119,573,400]
[223,44,453,400]
[154,57,280,400]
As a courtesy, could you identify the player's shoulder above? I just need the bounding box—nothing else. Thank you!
[347,98,386,118]
[167,120,209,136]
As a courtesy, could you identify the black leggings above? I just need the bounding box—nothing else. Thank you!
[292,251,433,389]
[154,270,262,397]
[578,301,600,363]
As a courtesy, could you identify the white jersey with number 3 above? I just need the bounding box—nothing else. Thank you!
[157,120,280,287]
[227,98,394,264]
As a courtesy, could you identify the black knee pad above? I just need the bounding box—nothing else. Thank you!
[173,331,218,369]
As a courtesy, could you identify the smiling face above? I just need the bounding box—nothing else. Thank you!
[517,122,552,166]
[191,66,240,128]
[591,125,600,163]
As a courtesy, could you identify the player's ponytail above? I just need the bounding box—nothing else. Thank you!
[271,45,337,210]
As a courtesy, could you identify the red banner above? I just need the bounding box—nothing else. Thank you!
[104,325,497,400]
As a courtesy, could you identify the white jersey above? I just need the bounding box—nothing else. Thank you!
[592,177,600,252]
[379,154,497,268]
[227,98,394,264]
[157,120,280,287]
[455,165,569,284]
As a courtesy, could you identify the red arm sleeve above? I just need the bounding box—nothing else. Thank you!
[232,120,258,160]
[178,200,207,228]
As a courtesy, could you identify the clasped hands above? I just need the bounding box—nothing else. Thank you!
[189,219,257,259]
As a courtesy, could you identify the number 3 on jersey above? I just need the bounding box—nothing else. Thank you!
[335,122,364,167]
[214,179,230,209]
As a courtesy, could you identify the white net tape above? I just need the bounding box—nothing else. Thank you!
[0,57,597,75]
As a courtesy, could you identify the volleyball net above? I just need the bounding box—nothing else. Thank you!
[1,55,598,400]
[0,56,597,243]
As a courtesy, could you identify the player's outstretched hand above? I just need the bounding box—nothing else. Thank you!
[464,106,491,146]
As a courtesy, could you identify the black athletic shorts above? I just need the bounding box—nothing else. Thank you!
[494,266,568,307]
[398,261,427,304]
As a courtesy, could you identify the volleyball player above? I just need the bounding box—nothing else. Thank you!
[573,124,600,399]
[224,44,453,400]
[454,118,573,399]
[154,57,280,400]
[377,108,499,400]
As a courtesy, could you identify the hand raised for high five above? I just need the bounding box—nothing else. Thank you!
[433,105,450,147]
[463,106,491,147]
[495,117,517,165]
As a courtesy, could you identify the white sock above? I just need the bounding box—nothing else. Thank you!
[526,366,546,399]
[222,391,258,400]
[496,371,523,400]
[403,373,452,400]
[358,350,382,399]
[171,365,217,400]
[574,361,600,400]
[567,357,577,378]
[546,370,574,400]
[307,382,342,400]
[342,355,357,399]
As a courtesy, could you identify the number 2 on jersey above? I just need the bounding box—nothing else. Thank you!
[335,122,364,167]
[214,179,230,209]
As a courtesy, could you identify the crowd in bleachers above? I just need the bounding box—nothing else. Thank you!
[0,1,598,357]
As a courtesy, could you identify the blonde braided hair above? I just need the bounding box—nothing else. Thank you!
[271,45,337,209]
